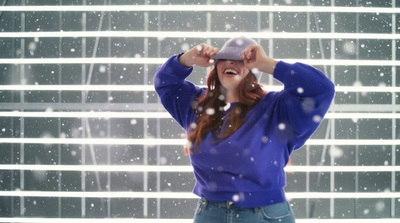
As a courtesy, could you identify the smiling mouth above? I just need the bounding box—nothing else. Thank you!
[224,69,239,75]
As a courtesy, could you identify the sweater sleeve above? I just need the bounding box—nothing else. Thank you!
[273,61,335,151]
[154,54,205,131]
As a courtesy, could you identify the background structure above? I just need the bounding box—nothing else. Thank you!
[0,0,400,222]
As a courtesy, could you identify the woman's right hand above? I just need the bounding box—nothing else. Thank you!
[179,43,219,67]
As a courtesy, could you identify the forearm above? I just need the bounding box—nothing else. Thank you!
[260,57,278,75]
[179,52,195,67]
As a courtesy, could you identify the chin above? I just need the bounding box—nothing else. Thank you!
[221,83,239,91]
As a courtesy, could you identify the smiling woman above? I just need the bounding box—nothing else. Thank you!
[154,36,335,223]
[1,0,399,221]
[216,59,251,93]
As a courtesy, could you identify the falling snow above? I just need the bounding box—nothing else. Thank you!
[0,0,395,219]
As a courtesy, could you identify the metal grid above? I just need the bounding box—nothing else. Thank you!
[0,0,399,221]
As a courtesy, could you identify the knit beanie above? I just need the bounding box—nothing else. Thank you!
[212,36,262,82]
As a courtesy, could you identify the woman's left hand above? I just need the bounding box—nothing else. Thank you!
[242,45,278,75]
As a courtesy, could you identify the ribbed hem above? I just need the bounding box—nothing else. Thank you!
[195,187,287,208]
[272,60,292,84]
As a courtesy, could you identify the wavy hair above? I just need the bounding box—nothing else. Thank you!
[187,68,266,153]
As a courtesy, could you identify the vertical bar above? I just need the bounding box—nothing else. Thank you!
[107,0,112,218]
[58,0,63,217]
[305,1,311,217]
[329,0,336,218]
[156,111,161,218]
[19,0,25,217]
[256,0,261,83]
[81,0,87,217]
[256,0,261,43]
[354,0,360,218]
[11,0,16,215]
[156,1,161,218]
[391,0,396,217]
[143,0,149,217]
[268,0,274,86]
[206,0,212,74]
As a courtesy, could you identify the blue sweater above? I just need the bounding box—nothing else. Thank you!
[154,54,335,208]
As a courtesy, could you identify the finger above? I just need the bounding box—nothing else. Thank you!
[206,48,213,57]
[201,44,208,54]
[196,45,203,52]
[242,47,249,59]
[241,51,246,60]
[196,45,204,56]
[244,46,253,59]
[197,44,209,56]
[242,50,252,63]
[242,52,251,64]
[242,48,250,61]
[201,44,211,55]
[209,47,219,56]
[246,48,253,61]
[250,47,258,60]
[205,46,216,56]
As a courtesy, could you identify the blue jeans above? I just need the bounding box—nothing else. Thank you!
[193,197,296,223]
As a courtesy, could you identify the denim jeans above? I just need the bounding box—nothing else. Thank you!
[193,197,296,223]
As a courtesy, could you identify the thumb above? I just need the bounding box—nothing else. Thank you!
[242,45,258,63]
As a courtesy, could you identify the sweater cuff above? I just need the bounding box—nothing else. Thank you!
[272,60,292,85]
[169,53,194,79]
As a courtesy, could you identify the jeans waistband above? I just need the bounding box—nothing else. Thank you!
[198,188,286,207]
[199,197,261,214]
[200,197,253,209]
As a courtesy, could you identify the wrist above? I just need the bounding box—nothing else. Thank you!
[178,53,194,67]
[261,57,278,75]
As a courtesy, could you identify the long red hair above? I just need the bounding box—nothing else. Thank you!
[187,68,266,153]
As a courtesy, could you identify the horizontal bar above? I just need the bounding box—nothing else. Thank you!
[0,191,195,198]
[0,111,399,119]
[0,5,399,13]
[330,104,400,112]
[324,113,400,119]
[0,219,191,223]
[0,111,172,118]
[0,85,156,91]
[1,58,400,66]
[0,57,165,64]
[0,138,398,146]
[0,138,187,145]
[1,31,399,39]
[0,191,399,199]
[1,85,400,93]
[336,86,400,93]
[0,165,193,172]
[0,103,162,111]
[1,164,399,172]
[288,192,400,199]
[0,219,398,223]
[1,103,398,112]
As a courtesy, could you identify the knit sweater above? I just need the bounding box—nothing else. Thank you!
[154,54,335,207]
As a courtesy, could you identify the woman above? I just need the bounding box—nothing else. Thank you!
[154,36,335,223]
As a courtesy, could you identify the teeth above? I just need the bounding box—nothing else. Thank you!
[224,69,238,75]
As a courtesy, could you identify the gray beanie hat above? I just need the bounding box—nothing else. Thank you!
[212,36,262,82]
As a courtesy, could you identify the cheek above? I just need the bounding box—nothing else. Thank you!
[217,72,222,80]
[241,69,250,77]
[216,65,223,74]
